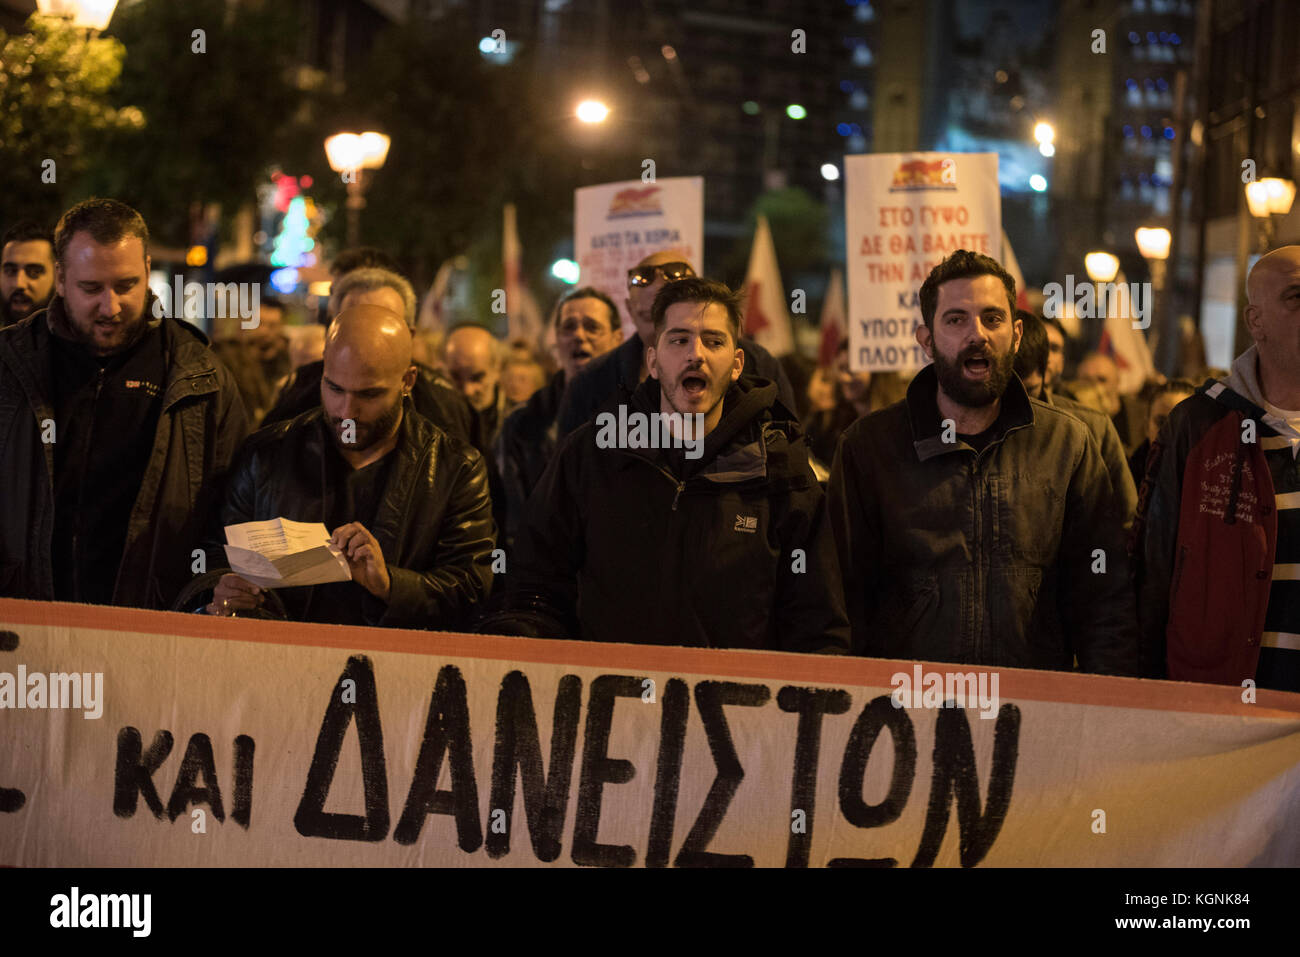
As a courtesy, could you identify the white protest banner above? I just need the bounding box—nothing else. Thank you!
[1,598,1298,867]
[574,177,704,336]
[844,152,1001,372]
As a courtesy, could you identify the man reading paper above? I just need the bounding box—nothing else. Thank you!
[206,305,495,629]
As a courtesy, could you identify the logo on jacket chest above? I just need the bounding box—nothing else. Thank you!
[734,513,758,533]
[124,379,161,398]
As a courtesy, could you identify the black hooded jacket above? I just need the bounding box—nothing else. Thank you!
[483,376,850,652]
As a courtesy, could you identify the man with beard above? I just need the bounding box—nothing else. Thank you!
[827,250,1137,673]
[0,199,247,608]
[482,277,849,652]
[494,286,622,549]
[206,305,495,629]
[555,249,797,436]
[1,221,55,327]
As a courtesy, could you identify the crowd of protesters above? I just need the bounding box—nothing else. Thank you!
[1,198,1296,694]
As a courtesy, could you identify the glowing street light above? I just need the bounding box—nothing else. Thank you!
[1134,227,1171,262]
[1245,177,1297,218]
[1033,121,1056,145]
[1029,174,1048,192]
[575,100,610,124]
[324,130,391,248]
[820,163,840,182]
[786,103,807,120]
[1084,251,1120,283]
[36,0,118,31]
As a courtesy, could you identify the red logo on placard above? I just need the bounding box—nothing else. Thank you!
[607,186,663,219]
[889,158,956,191]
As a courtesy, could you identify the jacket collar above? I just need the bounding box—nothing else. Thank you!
[1216,344,1294,448]
[905,363,1035,462]
[3,294,223,411]
[622,375,789,485]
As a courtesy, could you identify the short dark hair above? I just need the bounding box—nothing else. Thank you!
[53,199,148,265]
[554,285,619,332]
[919,249,1017,329]
[650,276,743,344]
[1013,310,1048,379]
[330,246,399,278]
[1041,312,1067,340]
[2,220,53,250]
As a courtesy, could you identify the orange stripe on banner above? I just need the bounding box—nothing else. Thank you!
[1,598,1298,719]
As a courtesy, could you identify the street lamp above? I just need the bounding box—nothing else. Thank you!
[1084,251,1120,284]
[1135,226,1171,296]
[575,100,610,124]
[1034,121,1055,157]
[324,130,390,249]
[35,0,117,31]
[1245,176,1297,250]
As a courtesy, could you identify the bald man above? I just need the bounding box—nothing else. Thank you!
[555,249,797,436]
[443,323,511,447]
[1135,245,1300,693]
[263,266,474,444]
[205,305,495,629]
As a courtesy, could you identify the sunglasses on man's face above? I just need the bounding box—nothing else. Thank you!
[627,262,695,287]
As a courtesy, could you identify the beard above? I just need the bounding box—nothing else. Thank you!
[4,290,44,323]
[326,394,404,453]
[931,341,1016,408]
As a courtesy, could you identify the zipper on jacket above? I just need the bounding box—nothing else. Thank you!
[671,479,685,511]
[616,448,688,510]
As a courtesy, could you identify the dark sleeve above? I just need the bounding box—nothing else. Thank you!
[826,430,883,655]
[1098,416,1139,532]
[478,431,587,637]
[1132,416,1188,679]
[773,479,852,654]
[370,446,496,630]
[1059,432,1140,676]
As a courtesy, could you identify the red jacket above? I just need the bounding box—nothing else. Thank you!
[1134,382,1277,684]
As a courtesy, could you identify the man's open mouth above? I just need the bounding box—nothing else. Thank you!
[963,354,991,377]
[680,372,708,397]
[571,348,591,360]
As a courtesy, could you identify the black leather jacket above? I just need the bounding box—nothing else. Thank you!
[215,404,496,629]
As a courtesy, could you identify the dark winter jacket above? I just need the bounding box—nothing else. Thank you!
[215,404,496,630]
[1133,346,1298,691]
[827,364,1139,674]
[484,376,850,653]
[0,298,248,609]
[556,333,797,437]
[494,370,566,549]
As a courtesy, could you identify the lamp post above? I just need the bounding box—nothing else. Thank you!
[1245,176,1297,252]
[324,131,390,249]
[1135,227,1171,291]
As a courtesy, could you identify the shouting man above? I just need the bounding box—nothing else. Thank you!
[828,250,1137,673]
[485,277,848,653]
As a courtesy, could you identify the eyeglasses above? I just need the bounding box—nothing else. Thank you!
[627,261,695,287]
